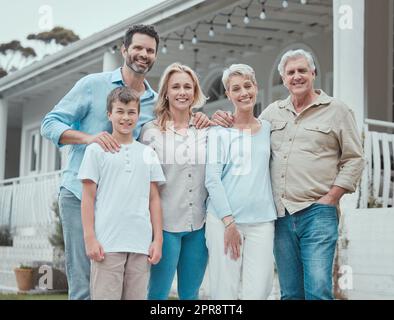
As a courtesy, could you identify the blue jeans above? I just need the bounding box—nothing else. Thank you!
[148,227,208,300]
[274,203,338,300]
[58,187,91,300]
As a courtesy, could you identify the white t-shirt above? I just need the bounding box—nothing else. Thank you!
[78,141,165,255]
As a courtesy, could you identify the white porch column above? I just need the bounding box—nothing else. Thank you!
[102,50,122,72]
[333,0,365,130]
[0,98,8,180]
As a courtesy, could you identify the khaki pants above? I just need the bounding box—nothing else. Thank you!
[90,252,150,300]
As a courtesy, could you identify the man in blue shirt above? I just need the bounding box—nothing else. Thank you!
[41,24,160,300]
[41,24,210,300]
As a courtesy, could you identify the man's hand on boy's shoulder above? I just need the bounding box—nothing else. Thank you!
[192,112,214,129]
[86,131,120,153]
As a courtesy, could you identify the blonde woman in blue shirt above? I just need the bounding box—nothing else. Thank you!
[205,64,277,299]
[140,63,210,300]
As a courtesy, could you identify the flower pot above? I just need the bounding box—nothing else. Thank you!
[14,268,34,291]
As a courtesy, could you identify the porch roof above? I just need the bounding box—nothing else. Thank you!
[0,0,206,96]
[0,0,332,102]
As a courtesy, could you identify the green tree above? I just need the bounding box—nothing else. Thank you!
[0,40,37,77]
[0,67,7,78]
[27,26,80,57]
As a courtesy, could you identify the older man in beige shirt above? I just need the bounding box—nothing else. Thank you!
[213,49,364,300]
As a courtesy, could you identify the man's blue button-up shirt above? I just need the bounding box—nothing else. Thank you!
[41,68,157,200]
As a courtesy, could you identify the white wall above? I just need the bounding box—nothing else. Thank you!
[20,86,75,176]
[22,87,75,130]
[337,208,394,299]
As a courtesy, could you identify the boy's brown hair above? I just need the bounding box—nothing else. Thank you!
[106,87,140,114]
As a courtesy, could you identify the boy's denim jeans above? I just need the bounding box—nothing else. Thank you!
[58,187,91,300]
[274,203,338,300]
[148,227,208,300]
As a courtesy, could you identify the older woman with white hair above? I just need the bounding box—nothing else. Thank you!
[205,64,277,300]
[211,50,363,300]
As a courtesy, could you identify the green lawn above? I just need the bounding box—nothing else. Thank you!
[0,293,68,300]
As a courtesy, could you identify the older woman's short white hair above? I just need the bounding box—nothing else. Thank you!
[222,64,257,91]
[277,49,316,77]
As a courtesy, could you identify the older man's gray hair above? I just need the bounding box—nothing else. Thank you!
[277,49,316,77]
[222,64,257,91]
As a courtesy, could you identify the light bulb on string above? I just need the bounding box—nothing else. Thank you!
[243,11,250,24]
[226,15,232,30]
[301,0,307,4]
[260,9,267,20]
[192,34,198,45]
[209,26,215,37]
[179,40,184,50]
[282,0,288,8]
[161,44,167,54]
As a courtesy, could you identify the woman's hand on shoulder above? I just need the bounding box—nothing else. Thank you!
[211,110,234,128]
[193,112,214,129]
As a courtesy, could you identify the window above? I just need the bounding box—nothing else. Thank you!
[54,149,62,171]
[27,129,42,175]
[206,76,226,103]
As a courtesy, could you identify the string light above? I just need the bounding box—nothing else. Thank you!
[160,0,311,52]
[243,10,250,24]
[209,25,215,37]
[192,34,198,45]
[260,1,267,20]
[226,15,232,30]
[179,39,184,50]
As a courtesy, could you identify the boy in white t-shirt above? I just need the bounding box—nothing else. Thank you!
[78,87,165,300]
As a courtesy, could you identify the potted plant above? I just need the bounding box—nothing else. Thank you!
[14,264,34,291]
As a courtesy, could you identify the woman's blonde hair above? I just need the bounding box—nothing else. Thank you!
[155,62,207,131]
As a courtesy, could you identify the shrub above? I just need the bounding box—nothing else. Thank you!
[48,200,65,252]
[0,225,13,246]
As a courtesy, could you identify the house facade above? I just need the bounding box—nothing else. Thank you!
[0,0,393,298]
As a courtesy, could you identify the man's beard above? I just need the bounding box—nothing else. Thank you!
[126,55,153,75]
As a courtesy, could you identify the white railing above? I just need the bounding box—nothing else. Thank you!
[359,119,394,208]
[0,171,62,230]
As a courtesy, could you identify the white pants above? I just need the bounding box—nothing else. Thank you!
[205,213,275,300]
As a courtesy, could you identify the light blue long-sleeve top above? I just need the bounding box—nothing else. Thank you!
[41,68,157,200]
[205,120,277,223]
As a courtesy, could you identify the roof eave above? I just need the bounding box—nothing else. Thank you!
[0,0,205,93]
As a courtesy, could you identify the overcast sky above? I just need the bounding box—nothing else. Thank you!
[0,0,165,45]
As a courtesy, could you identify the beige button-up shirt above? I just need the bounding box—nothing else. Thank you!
[140,120,208,232]
[259,90,364,217]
